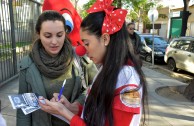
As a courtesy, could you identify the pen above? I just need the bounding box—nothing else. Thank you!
[58,79,66,100]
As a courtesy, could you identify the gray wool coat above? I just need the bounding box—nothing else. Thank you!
[16,55,98,126]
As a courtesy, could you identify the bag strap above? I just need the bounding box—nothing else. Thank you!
[73,51,87,89]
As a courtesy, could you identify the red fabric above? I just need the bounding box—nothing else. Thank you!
[77,104,83,116]
[106,109,134,125]
[113,84,140,114]
[42,0,82,46]
[127,59,134,66]
[87,0,127,35]
[70,115,86,126]
[70,109,134,126]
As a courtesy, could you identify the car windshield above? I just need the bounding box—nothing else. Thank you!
[143,36,168,45]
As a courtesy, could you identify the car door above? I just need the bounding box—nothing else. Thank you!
[173,40,191,69]
[140,36,152,59]
[185,41,194,73]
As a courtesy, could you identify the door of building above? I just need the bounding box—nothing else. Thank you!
[170,18,182,38]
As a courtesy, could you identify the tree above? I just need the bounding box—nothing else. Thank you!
[70,0,80,10]
[114,0,122,8]
[80,0,155,32]
[184,79,194,102]
[80,0,96,18]
[126,0,155,32]
[180,0,191,36]
[80,0,124,16]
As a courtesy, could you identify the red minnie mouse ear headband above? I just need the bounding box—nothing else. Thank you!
[76,0,127,56]
[87,0,127,35]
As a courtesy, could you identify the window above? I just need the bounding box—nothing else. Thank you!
[190,41,194,53]
[175,40,190,50]
[144,37,152,45]
[170,40,178,48]
[143,36,167,45]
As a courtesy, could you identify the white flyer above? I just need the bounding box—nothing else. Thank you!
[8,93,40,114]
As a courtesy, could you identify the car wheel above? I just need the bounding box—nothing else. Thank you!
[167,59,177,71]
[145,55,152,62]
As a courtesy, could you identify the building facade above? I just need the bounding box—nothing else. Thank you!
[155,3,194,41]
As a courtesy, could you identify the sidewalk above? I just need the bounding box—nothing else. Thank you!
[0,66,194,126]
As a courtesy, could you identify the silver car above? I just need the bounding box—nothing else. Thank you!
[164,37,194,74]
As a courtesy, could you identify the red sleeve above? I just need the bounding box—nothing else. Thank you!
[112,109,134,126]
[113,84,141,114]
[70,115,86,126]
[71,109,134,126]
[77,104,83,116]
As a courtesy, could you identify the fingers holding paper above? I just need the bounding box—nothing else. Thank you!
[39,98,62,115]
[38,98,74,121]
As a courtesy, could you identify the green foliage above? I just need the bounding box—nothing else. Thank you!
[80,0,96,18]
[126,0,155,26]
[80,0,156,29]
[159,14,167,19]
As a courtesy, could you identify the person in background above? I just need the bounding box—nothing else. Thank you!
[17,10,98,126]
[39,0,148,126]
[127,22,142,66]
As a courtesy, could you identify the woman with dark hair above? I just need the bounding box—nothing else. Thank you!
[17,10,98,126]
[39,1,148,126]
[127,22,142,66]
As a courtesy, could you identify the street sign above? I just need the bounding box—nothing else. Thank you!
[147,8,158,67]
[148,9,158,22]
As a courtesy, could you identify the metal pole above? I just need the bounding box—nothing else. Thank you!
[167,2,171,40]
[152,14,155,66]
[8,0,17,74]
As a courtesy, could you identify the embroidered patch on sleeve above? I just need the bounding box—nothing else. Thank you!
[120,91,141,107]
[113,84,141,113]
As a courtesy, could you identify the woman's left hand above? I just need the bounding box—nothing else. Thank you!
[39,98,66,116]
[39,97,75,121]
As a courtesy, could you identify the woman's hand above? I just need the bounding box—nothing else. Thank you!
[51,93,71,107]
[38,97,74,121]
[39,97,65,115]
[51,93,80,114]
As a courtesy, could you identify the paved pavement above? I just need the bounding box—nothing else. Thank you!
[0,66,194,126]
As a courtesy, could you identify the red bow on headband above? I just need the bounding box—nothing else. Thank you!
[87,0,127,35]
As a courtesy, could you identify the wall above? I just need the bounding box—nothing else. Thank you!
[155,5,194,39]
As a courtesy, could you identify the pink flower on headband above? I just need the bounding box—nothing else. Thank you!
[87,0,127,35]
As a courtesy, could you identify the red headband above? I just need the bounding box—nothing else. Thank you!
[87,0,127,35]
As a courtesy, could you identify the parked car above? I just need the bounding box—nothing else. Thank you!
[164,37,194,74]
[139,34,168,62]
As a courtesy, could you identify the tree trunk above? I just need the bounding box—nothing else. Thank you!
[180,11,191,36]
[184,79,194,101]
[73,0,79,10]
[180,0,191,36]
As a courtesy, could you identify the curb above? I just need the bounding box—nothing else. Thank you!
[142,61,193,84]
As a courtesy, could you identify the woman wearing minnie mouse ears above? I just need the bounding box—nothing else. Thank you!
[39,0,148,126]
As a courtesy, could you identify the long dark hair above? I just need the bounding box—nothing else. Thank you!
[81,11,148,126]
